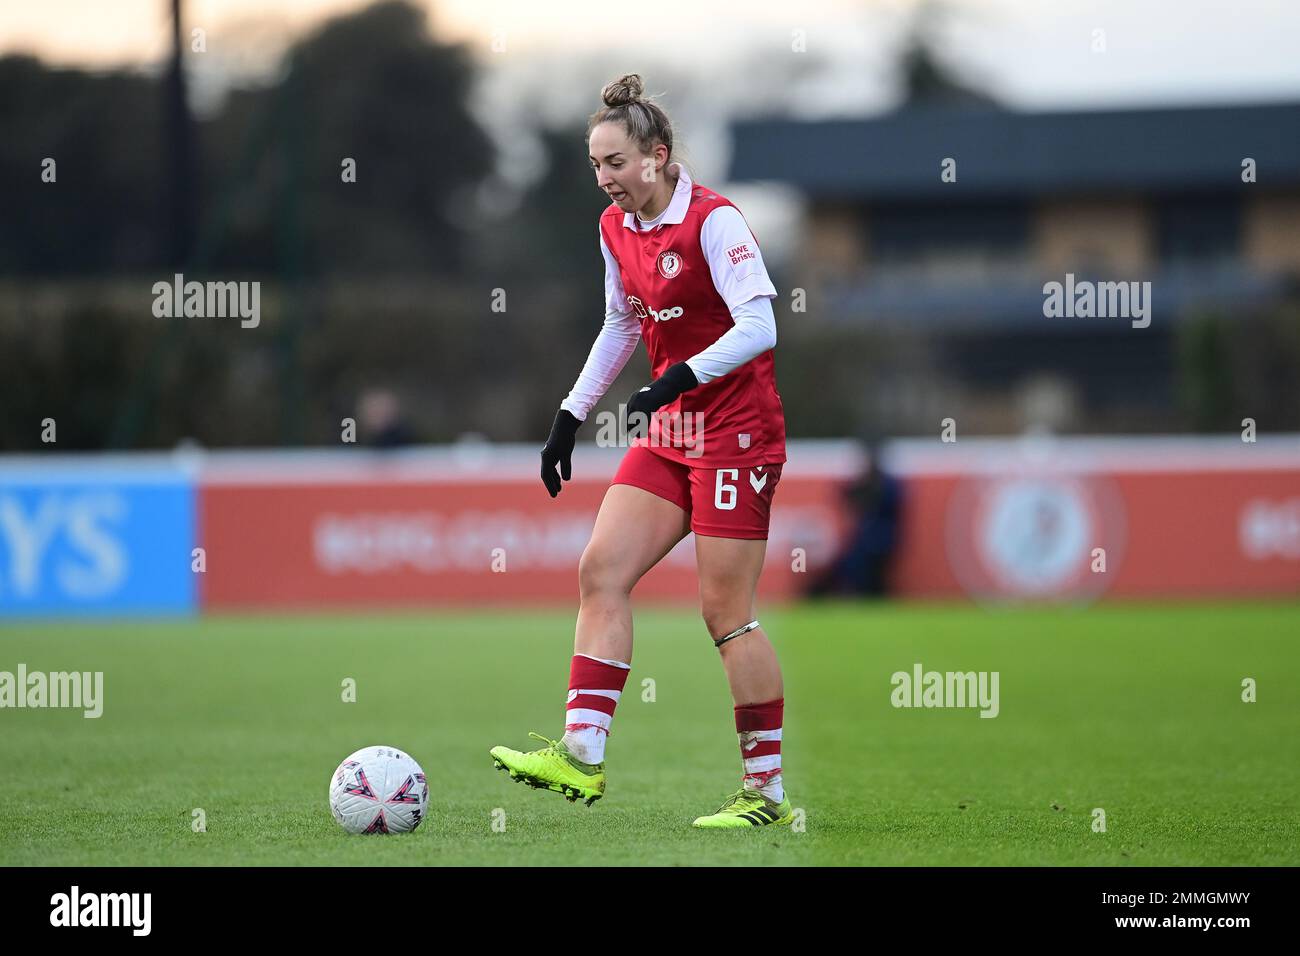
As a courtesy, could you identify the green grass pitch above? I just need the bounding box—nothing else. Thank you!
[1,602,1296,866]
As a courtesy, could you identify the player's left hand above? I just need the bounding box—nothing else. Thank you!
[625,362,698,435]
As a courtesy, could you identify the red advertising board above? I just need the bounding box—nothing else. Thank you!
[197,438,1300,608]
[198,445,854,609]
[887,438,1300,600]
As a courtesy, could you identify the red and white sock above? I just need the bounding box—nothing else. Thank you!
[736,697,784,802]
[560,653,630,765]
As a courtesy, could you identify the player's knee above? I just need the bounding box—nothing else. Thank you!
[578,546,633,602]
[699,598,753,642]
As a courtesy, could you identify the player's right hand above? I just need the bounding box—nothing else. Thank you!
[541,409,581,497]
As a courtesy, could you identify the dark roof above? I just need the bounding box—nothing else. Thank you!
[729,102,1300,199]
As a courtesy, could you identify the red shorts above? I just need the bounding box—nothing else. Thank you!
[610,444,783,540]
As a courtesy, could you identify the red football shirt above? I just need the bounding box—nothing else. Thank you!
[599,185,786,468]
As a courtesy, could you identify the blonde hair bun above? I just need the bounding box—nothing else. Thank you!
[601,73,644,108]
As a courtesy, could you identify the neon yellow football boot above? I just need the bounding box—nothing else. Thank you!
[692,786,793,828]
[490,732,606,807]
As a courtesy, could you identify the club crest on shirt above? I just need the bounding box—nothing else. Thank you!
[657,250,683,279]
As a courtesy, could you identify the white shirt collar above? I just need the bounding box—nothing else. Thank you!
[622,162,693,231]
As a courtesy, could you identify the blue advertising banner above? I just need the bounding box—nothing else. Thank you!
[0,464,196,616]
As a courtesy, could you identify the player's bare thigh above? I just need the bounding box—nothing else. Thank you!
[579,484,691,597]
[695,534,767,637]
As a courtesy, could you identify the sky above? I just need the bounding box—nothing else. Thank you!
[4,0,1300,109]
[5,0,1298,261]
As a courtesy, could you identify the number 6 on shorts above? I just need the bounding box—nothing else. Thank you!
[715,469,738,511]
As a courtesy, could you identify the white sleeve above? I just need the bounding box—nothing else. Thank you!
[683,206,778,385]
[559,232,642,422]
[698,205,778,311]
[683,295,776,385]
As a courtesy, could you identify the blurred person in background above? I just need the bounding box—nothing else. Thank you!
[806,442,903,599]
[491,73,793,830]
[358,387,415,448]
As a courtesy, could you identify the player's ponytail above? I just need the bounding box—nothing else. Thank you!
[588,73,674,162]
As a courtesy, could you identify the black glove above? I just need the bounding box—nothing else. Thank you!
[625,362,698,437]
[540,409,581,498]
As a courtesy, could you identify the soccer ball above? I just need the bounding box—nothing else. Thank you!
[329,745,429,835]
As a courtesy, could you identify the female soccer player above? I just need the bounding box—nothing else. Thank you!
[490,74,790,829]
